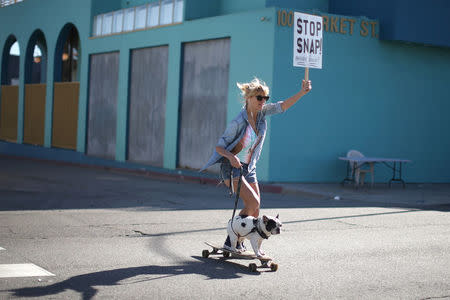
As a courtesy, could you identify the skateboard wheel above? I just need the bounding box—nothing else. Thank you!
[249,263,257,272]
[223,251,230,258]
[202,250,210,258]
[270,263,278,272]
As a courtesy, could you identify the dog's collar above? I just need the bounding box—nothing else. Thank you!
[253,218,269,240]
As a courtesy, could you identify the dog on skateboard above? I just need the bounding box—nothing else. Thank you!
[227,214,282,257]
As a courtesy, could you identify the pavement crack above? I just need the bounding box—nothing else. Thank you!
[335,220,359,227]
[133,230,151,236]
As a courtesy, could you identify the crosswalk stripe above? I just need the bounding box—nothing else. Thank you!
[0,264,55,278]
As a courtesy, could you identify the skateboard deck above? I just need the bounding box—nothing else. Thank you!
[203,242,278,272]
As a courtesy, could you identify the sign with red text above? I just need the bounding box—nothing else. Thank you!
[293,12,323,69]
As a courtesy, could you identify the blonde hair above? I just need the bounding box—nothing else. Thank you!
[237,77,270,99]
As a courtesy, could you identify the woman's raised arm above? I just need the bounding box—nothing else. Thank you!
[280,80,312,112]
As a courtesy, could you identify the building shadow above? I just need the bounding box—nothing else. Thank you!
[9,256,258,300]
[1,155,448,212]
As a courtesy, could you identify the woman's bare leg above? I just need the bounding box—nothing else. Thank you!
[248,182,260,217]
[224,178,260,217]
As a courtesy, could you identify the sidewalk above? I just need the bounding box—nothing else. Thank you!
[2,155,450,210]
[271,182,450,209]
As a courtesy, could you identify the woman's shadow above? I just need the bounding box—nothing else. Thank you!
[9,256,258,299]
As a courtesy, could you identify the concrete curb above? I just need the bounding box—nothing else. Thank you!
[1,154,286,193]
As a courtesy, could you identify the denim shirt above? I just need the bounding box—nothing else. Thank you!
[201,101,284,172]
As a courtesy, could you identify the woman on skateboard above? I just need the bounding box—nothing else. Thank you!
[201,77,312,250]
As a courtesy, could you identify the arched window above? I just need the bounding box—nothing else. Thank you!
[25,30,47,84]
[55,24,80,82]
[23,30,47,146]
[1,36,20,86]
[52,24,81,150]
[0,35,20,142]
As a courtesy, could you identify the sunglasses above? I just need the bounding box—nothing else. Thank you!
[256,95,270,101]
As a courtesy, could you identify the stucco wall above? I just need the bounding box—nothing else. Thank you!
[270,8,450,182]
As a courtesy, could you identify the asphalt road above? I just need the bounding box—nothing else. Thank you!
[0,157,449,299]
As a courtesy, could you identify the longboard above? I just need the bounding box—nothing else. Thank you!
[203,242,278,272]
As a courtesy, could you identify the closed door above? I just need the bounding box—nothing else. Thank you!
[178,38,230,171]
[87,52,119,159]
[127,46,168,166]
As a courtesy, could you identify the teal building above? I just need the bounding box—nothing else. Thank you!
[1,0,449,183]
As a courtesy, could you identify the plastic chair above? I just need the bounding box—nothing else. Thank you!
[346,150,374,187]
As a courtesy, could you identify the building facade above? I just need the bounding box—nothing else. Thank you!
[1,0,449,183]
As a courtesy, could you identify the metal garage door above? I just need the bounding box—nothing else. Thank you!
[178,38,230,171]
[127,46,168,166]
[87,52,119,159]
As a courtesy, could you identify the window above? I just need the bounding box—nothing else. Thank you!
[60,26,80,82]
[102,13,113,35]
[3,40,20,85]
[159,0,173,25]
[92,1,183,37]
[174,0,183,23]
[147,2,160,27]
[26,30,47,84]
[135,5,147,29]
[9,41,20,56]
[113,10,124,33]
[0,0,23,8]
[123,8,135,31]
[93,15,102,36]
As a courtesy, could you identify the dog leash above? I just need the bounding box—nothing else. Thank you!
[230,166,243,220]
[229,166,243,238]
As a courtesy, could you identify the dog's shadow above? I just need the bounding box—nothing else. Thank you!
[9,256,259,300]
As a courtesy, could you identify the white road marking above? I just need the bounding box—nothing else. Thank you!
[0,247,5,250]
[0,264,55,278]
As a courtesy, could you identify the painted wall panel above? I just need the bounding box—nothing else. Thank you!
[23,84,46,146]
[128,46,168,166]
[178,38,230,171]
[87,52,119,159]
[0,85,18,142]
[52,82,79,150]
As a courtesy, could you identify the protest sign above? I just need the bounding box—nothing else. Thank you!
[293,12,323,79]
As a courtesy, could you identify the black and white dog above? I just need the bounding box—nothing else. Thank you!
[227,214,282,257]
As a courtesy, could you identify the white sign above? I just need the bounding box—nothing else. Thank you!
[293,12,323,69]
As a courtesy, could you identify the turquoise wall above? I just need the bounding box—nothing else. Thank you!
[220,0,265,15]
[0,0,91,147]
[91,0,122,15]
[184,0,219,20]
[84,7,277,180]
[121,0,159,9]
[2,0,450,183]
[266,0,329,12]
[185,0,266,20]
[0,0,277,181]
[270,9,450,182]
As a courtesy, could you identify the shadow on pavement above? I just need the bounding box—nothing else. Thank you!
[8,257,257,300]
